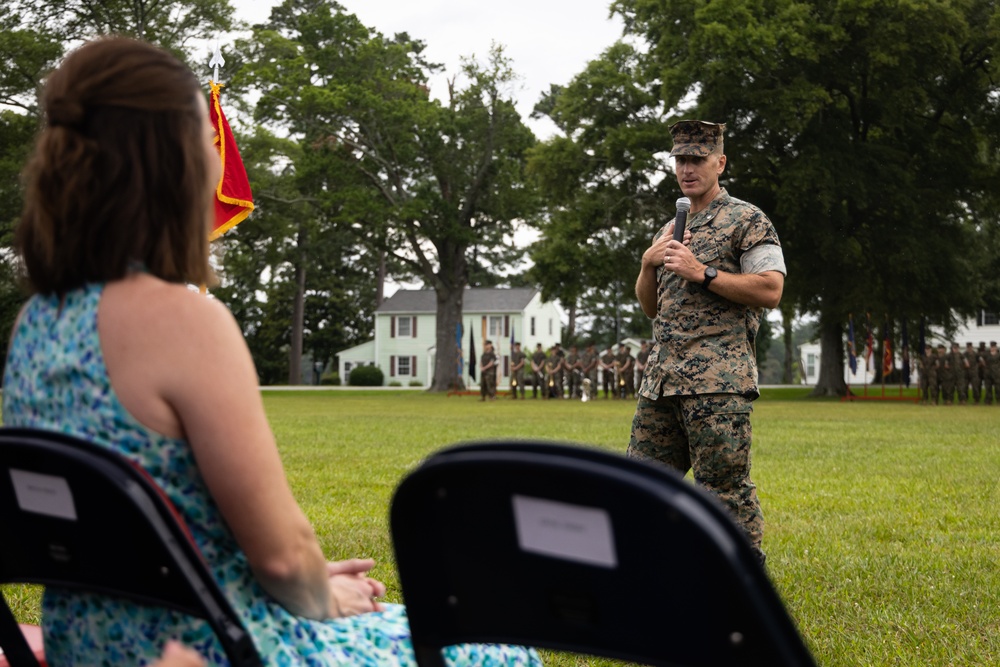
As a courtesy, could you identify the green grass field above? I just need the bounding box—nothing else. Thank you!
[5,389,999,666]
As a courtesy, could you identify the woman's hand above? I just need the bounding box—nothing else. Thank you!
[154,641,206,667]
[327,558,387,617]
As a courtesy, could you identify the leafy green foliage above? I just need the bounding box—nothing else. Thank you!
[348,364,384,386]
[235,0,538,390]
[613,0,1000,393]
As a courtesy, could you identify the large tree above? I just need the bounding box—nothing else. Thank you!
[0,1,236,338]
[613,0,1000,395]
[210,128,380,384]
[237,0,537,391]
[527,43,671,346]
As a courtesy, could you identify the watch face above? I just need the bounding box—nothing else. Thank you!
[705,267,717,278]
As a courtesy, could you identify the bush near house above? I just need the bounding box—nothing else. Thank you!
[348,365,384,386]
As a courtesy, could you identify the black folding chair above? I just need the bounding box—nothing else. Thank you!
[0,427,261,667]
[390,440,817,667]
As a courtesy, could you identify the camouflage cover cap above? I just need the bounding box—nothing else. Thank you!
[669,120,726,157]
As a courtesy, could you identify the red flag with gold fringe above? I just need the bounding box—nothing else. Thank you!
[208,81,253,239]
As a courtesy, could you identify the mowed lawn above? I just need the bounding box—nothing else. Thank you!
[5,389,999,666]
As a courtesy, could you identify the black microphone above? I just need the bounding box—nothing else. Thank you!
[672,197,691,242]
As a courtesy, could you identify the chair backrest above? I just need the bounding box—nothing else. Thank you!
[390,440,817,667]
[0,427,261,667]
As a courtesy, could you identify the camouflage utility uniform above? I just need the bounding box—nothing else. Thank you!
[950,344,967,404]
[926,348,940,404]
[985,343,1000,405]
[544,354,561,399]
[480,349,497,400]
[565,348,582,399]
[510,347,526,399]
[627,188,785,561]
[600,350,616,398]
[917,349,931,405]
[582,346,599,400]
[963,343,981,404]
[530,346,546,398]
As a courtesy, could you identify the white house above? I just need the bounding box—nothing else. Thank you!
[335,287,563,387]
[798,311,1000,386]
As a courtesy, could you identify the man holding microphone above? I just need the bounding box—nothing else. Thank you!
[627,120,786,564]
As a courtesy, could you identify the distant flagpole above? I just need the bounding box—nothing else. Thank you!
[901,319,911,390]
[864,313,874,397]
[456,322,463,380]
[847,314,858,377]
[881,315,892,397]
[468,328,477,382]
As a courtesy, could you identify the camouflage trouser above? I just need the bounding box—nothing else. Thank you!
[510,370,525,398]
[966,369,981,404]
[941,373,956,403]
[481,371,496,399]
[587,369,599,400]
[568,370,582,398]
[986,371,999,405]
[532,371,544,398]
[627,393,764,560]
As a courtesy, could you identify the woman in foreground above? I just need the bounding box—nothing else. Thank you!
[2,36,539,666]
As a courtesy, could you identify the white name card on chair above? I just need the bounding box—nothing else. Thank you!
[512,494,617,568]
[9,469,78,520]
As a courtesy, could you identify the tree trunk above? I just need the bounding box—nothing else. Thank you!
[431,284,465,391]
[810,316,848,397]
[376,251,386,307]
[781,304,794,384]
[287,227,306,385]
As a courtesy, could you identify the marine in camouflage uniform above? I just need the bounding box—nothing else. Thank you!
[938,343,955,405]
[977,342,988,402]
[616,344,635,399]
[479,340,497,401]
[926,346,940,405]
[552,342,567,398]
[509,342,526,399]
[963,342,981,405]
[544,350,562,399]
[985,341,1000,405]
[627,120,786,563]
[600,348,616,399]
[949,342,967,404]
[916,347,932,405]
[582,343,599,400]
[530,343,546,399]
[565,345,583,398]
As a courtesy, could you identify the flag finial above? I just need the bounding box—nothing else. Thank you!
[209,41,225,83]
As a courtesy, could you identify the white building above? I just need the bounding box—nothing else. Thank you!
[336,287,563,387]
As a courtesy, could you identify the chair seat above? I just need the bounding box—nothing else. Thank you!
[0,625,46,667]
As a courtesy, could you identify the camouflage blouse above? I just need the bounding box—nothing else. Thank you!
[639,188,784,400]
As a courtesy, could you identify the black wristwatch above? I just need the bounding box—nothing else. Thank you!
[701,266,718,289]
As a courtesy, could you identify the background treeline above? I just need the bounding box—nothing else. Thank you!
[3,0,1000,394]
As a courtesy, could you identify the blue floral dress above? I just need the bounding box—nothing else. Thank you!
[2,284,541,666]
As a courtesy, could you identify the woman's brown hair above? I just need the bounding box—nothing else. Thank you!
[16,36,215,294]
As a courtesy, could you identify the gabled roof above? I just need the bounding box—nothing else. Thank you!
[375,287,539,314]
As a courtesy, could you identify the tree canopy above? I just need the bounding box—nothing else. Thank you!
[235,0,538,389]
[528,0,1000,393]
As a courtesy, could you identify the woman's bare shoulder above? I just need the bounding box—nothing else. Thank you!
[102,275,237,337]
